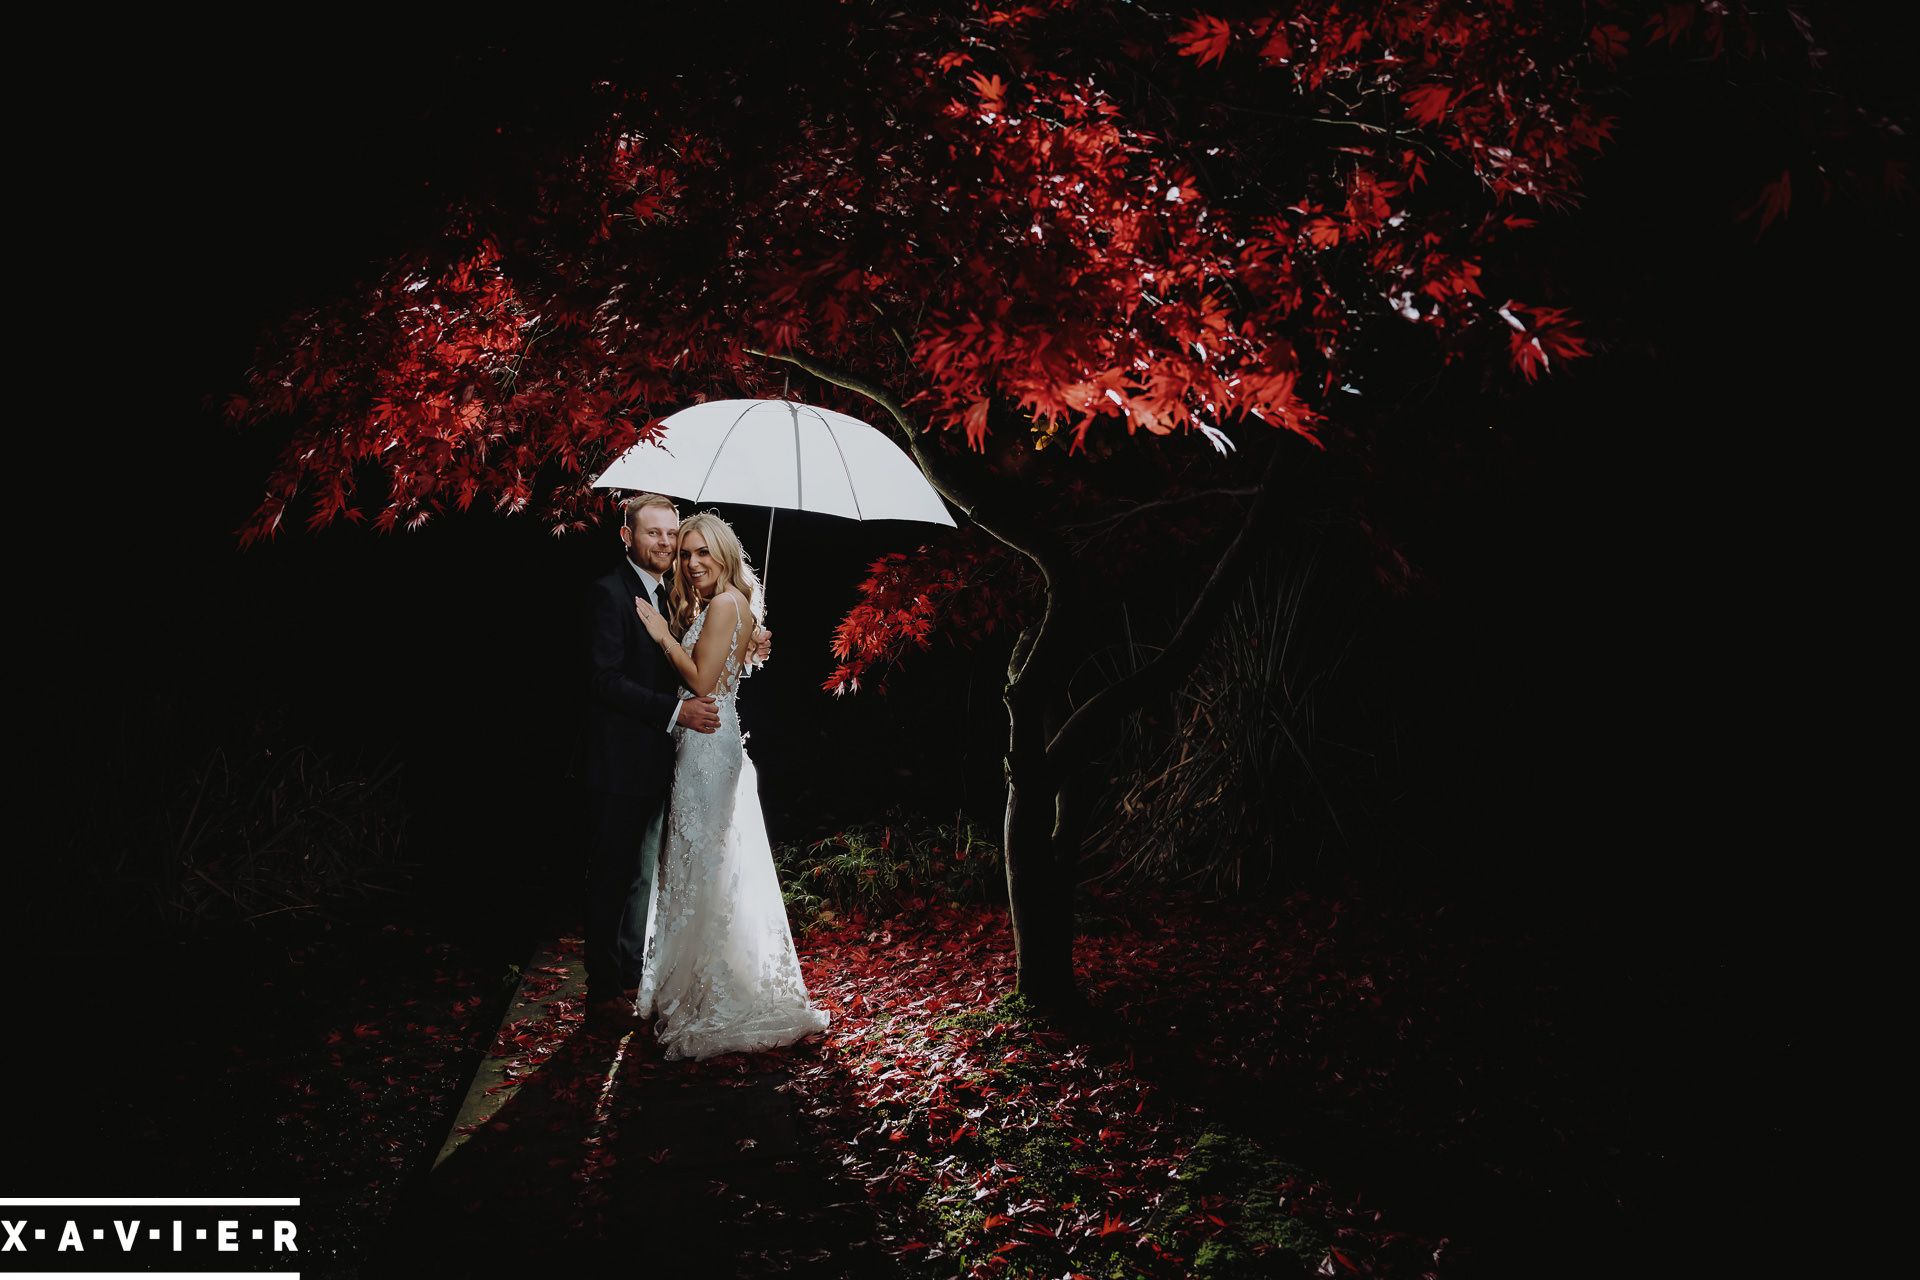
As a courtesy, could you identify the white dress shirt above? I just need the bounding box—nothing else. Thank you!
[629,557,687,731]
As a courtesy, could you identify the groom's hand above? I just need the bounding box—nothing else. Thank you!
[679,695,721,734]
[753,627,772,664]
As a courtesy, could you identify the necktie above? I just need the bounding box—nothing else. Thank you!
[654,581,670,617]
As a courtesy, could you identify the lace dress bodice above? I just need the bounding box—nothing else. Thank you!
[666,600,750,851]
[681,599,750,701]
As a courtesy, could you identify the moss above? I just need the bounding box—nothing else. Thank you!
[933,1205,988,1259]
[1192,1238,1250,1275]
[933,990,1042,1034]
[978,1125,1082,1198]
[1165,1126,1331,1275]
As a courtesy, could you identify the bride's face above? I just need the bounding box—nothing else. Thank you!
[678,532,723,598]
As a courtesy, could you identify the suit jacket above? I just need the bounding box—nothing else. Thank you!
[583,559,684,797]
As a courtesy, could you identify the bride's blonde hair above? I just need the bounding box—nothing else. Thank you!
[667,511,765,640]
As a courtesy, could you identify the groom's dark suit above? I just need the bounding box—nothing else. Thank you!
[582,557,683,1001]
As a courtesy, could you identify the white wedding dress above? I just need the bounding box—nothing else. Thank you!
[635,599,831,1060]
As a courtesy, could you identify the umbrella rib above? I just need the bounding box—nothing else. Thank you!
[799,404,865,521]
[789,402,804,509]
[694,403,762,502]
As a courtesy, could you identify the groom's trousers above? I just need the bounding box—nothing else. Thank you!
[582,782,668,998]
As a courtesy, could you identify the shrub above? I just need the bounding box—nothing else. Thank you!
[1083,536,1387,894]
[773,813,1001,930]
[70,695,413,934]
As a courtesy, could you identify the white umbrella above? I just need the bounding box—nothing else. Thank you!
[590,398,955,592]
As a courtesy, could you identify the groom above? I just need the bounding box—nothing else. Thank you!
[582,493,770,1025]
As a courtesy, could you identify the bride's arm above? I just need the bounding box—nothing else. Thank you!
[637,592,740,696]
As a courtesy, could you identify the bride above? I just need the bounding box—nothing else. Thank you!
[629,511,831,1060]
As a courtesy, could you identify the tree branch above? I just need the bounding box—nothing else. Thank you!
[1045,437,1297,770]
[744,347,1079,689]
[1061,486,1263,536]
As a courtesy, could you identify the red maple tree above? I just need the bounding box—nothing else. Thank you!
[227,2,1902,1007]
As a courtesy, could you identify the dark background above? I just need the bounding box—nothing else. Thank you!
[9,20,1908,1255]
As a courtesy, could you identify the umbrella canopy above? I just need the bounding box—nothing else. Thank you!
[590,399,955,527]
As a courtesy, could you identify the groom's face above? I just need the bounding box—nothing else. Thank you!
[622,504,680,577]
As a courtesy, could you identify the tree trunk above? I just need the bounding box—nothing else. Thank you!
[1004,687,1077,1011]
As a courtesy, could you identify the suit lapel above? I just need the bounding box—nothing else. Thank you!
[619,558,676,690]
[616,558,647,647]
[618,557,646,602]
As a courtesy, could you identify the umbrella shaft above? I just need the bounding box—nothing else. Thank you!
[763,508,775,602]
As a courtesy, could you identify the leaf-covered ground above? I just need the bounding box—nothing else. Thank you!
[378,884,1652,1276]
[785,888,1652,1278]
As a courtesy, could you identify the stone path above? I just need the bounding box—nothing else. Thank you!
[370,938,895,1276]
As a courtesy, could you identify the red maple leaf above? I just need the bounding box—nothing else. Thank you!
[1256,20,1292,66]
[1646,2,1696,48]
[1591,23,1630,65]
[1304,216,1342,249]
[1401,83,1452,126]
[1738,168,1793,238]
[966,71,1009,114]
[1500,301,1589,380]
[1174,15,1232,68]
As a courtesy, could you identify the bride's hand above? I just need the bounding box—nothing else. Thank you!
[634,597,671,644]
